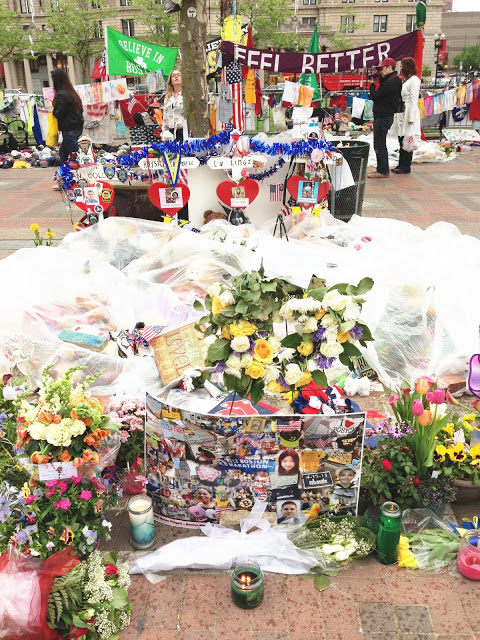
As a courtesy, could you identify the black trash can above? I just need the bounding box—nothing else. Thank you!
[328,140,370,223]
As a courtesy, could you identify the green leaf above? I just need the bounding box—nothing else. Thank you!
[314,574,331,591]
[207,339,230,363]
[339,353,350,367]
[249,380,265,405]
[197,315,210,325]
[312,370,327,387]
[329,283,348,294]
[72,614,87,629]
[353,277,374,296]
[111,587,129,609]
[321,568,339,577]
[309,286,327,301]
[281,334,302,348]
[103,551,118,565]
[261,281,278,292]
[341,343,362,357]
[235,299,248,314]
[340,320,355,333]
[298,573,316,579]
[220,305,237,318]
[193,300,204,312]
[357,322,373,342]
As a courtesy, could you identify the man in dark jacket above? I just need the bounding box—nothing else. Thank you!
[368,57,402,178]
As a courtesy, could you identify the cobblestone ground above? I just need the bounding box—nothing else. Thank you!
[1,150,480,639]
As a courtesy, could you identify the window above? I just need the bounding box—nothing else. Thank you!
[42,24,46,30]
[51,0,64,11]
[121,19,134,36]
[94,20,102,38]
[340,15,354,33]
[303,0,316,4]
[301,17,316,28]
[406,14,415,31]
[375,0,388,2]
[342,0,355,3]
[156,23,165,34]
[20,0,30,13]
[373,15,387,32]
[120,0,132,5]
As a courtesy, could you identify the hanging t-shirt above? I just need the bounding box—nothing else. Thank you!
[282,81,300,106]
[467,98,480,121]
[418,98,426,119]
[423,95,434,117]
[219,83,233,123]
[455,85,467,107]
[444,89,456,112]
[466,82,474,104]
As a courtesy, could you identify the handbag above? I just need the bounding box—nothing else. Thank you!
[396,98,405,114]
[46,112,59,147]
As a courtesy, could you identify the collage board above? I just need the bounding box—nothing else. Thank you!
[145,392,366,528]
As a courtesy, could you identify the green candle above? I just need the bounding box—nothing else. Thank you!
[231,562,264,609]
[376,501,402,565]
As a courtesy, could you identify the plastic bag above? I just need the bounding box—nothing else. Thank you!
[130,502,318,577]
[402,127,418,153]
[0,547,79,640]
[46,113,58,148]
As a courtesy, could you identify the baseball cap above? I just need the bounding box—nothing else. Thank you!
[376,57,397,68]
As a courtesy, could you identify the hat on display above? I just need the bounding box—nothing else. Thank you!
[376,57,397,69]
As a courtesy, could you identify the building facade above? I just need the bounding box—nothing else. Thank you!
[1,0,445,91]
[441,11,480,70]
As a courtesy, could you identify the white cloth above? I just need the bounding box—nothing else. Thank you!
[163,92,185,131]
[282,81,300,106]
[444,88,456,112]
[391,75,421,138]
[352,97,366,120]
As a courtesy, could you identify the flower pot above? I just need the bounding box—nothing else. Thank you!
[452,478,480,504]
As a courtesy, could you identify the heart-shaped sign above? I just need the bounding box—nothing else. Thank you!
[216,179,259,210]
[286,175,330,208]
[72,180,115,214]
[148,182,191,217]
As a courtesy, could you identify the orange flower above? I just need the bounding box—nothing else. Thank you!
[83,435,97,447]
[30,451,50,464]
[52,414,62,424]
[83,449,98,462]
[83,397,105,413]
[72,457,85,468]
[17,426,28,440]
[37,409,53,424]
[82,417,91,427]
[70,409,79,420]
[418,410,432,426]
[414,377,435,395]
[58,450,72,462]
[90,428,109,442]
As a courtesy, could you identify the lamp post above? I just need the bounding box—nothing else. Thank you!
[434,32,446,89]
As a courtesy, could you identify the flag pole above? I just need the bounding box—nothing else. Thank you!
[104,25,109,78]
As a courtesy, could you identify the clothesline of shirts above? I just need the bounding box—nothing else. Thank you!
[42,78,129,108]
[419,78,480,118]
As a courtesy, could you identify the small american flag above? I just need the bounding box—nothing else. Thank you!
[269,184,284,202]
[128,94,142,114]
[99,48,107,82]
[314,435,333,448]
[141,325,164,342]
[280,204,291,218]
[237,435,259,447]
[334,106,340,121]
[225,61,244,132]
[323,113,334,126]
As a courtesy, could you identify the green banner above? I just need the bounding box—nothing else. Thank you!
[106,27,178,77]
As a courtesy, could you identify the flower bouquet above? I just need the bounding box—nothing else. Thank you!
[196,267,374,404]
[15,366,120,480]
[0,477,117,559]
[433,410,480,485]
[46,550,132,639]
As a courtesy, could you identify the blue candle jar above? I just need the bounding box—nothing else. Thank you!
[128,495,156,549]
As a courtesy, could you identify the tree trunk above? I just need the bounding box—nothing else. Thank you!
[179,0,209,138]
[220,0,233,25]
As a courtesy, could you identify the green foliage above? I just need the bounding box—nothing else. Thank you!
[130,0,179,47]
[0,5,28,62]
[453,44,480,71]
[238,0,296,49]
[422,64,432,79]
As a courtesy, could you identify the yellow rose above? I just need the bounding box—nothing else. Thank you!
[230,320,258,337]
[267,380,288,393]
[28,421,47,441]
[295,371,312,388]
[297,340,314,356]
[212,296,226,316]
[315,310,327,320]
[253,339,274,363]
[221,325,231,340]
[337,331,349,343]
[245,362,266,379]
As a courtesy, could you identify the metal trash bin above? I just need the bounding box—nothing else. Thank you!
[328,140,370,223]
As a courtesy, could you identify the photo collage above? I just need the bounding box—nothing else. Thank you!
[145,392,366,528]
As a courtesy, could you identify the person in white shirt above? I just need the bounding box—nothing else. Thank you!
[391,57,421,174]
[162,69,185,141]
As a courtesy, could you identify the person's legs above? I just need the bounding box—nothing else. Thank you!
[372,117,393,176]
[397,136,413,172]
[59,130,82,164]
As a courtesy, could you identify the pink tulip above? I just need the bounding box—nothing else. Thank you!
[388,394,399,405]
[412,400,425,416]
[241,169,249,178]
[426,389,445,405]
[446,391,460,406]
[472,399,479,411]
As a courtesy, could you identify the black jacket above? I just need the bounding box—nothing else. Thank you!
[52,90,84,131]
[369,72,402,119]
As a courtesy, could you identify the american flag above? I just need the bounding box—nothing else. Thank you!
[314,435,333,448]
[225,61,244,132]
[237,435,260,447]
[334,106,340,121]
[323,112,334,126]
[269,184,284,202]
[128,94,143,114]
[280,204,291,218]
[99,48,107,82]
[141,325,164,342]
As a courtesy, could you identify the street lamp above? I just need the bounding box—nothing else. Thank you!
[434,32,446,89]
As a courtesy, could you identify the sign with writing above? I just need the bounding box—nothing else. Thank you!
[38,461,78,481]
[217,458,276,473]
[221,31,417,74]
[150,323,208,386]
[138,157,200,171]
[302,471,333,489]
[75,163,109,182]
[106,27,178,77]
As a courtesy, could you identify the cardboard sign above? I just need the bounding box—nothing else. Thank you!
[150,323,208,386]
[302,471,334,489]
[73,180,114,214]
[38,461,78,481]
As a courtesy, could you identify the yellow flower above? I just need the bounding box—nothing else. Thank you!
[46,229,55,239]
[230,320,258,338]
[447,443,466,463]
[463,414,475,422]
[469,444,480,460]
[471,459,480,467]
[295,371,312,388]
[221,325,231,340]
[433,444,447,462]
[212,296,226,316]
[245,362,265,380]
[30,223,40,233]
[297,340,314,357]
[73,222,80,231]
[443,423,454,438]
[337,331,350,343]
[282,390,299,403]
[267,380,288,393]
[253,339,274,363]
[314,310,327,320]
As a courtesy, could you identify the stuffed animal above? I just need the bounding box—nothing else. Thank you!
[304,503,322,520]
[203,209,227,225]
[343,376,371,397]
[187,504,207,521]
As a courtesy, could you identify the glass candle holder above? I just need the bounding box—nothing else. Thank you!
[457,531,480,580]
[376,501,402,565]
[231,561,264,609]
[128,494,156,550]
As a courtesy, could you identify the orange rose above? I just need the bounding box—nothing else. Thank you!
[84,435,97,447]
[18,426,28,440]
[72,457,85,468]
[84,397,105,413]
[52,414,62,424]
[58,450,72,462]
[30,451,50,464]
[82,417,91,427]
[37,409,53,424]
[83,449,100,462]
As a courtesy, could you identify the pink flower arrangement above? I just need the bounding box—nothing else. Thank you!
[54,499,72,510]
[80,490,92,501]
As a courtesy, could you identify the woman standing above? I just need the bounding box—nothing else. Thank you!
[51,69,84,164]
[162,68,185,141]
[391,57,421,174]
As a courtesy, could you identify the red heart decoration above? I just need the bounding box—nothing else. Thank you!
[286,175,330,208]
[344,420,354,429]
[148,182,190,217]
[73,181,115,213]
[216,179,259,210]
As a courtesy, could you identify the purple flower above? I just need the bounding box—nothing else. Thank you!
[349,325,363,340]
[312,326,327,343]
[16,530,28,545]
[315,355,336,369]
[0,412,7,424]
[276,375,288,388]
[215,361,227,373]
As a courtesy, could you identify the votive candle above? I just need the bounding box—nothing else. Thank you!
[231,561,264,609]
[128,494,156,549]
[376,501,402,565]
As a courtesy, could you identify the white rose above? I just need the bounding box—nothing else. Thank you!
[68,418,87,438]
[231,336,251,353]
[325,326,339,342]
[28,421,47,441]
[225,354,242,370]
[3,387,18,401]
[207,283,222,297]
[240,354,254,367]
[264,365,281,384]
[45,423,65,447]
[267,335,282,352]
[303,316,318,334]
[307,358,317,372]
[343,299,361,321]
[218,291,235,306]
[320,341,344,357]
[284,363,303,385]
[321,314,336,327]
[323,290,348,312]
